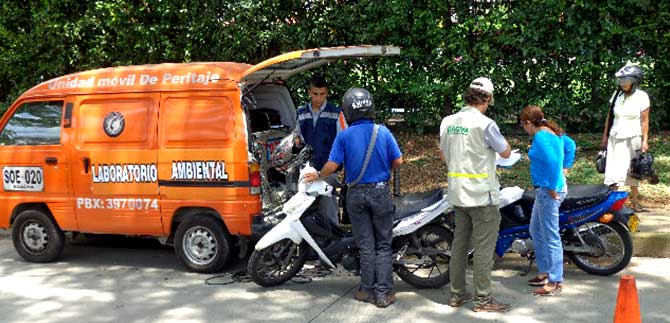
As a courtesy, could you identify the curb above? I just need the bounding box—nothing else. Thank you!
[632,232,670,258]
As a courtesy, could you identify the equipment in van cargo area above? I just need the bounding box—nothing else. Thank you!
[0,45,400,273]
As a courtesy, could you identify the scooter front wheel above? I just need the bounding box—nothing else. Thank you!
[394,224,452,289]
[248,239,308,287]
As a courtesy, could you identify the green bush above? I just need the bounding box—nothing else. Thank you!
[1,1,668,133]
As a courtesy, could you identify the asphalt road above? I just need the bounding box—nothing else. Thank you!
[0,230,668,323]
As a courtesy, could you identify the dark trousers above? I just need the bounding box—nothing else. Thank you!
[346,184,394,298]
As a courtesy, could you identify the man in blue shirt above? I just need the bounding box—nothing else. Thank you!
[304,88,402,308]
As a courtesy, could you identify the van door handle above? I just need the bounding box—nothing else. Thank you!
[45,157,58,165]
[82,157,90,173]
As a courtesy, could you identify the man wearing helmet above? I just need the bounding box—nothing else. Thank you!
[304,88,403,308]
[601,65,651,212]
[439,77,512,312]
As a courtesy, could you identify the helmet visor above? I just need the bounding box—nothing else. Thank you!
[616,76,635,86]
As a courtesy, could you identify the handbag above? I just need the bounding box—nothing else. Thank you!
[595,150,607,174]
[629,150,660,184]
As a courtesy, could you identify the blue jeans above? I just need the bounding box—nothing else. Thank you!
[529,187,567,283]
[346,185,394,298]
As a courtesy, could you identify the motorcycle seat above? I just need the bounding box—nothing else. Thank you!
[393,188,444,221]
[520,184,611,212]
[561,184,611,212]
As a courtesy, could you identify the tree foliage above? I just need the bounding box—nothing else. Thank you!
[1,0,668,132]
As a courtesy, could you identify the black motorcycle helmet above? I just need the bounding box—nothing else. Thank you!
[342,87,374,124]
[615,65,644,91]
[629,150,659,184]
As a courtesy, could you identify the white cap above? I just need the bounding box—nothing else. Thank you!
[469,77,494,94]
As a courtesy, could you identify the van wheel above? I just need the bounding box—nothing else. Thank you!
[174,215,231,273]
[12,209,65,263]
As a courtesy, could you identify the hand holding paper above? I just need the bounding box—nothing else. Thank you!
[496,149,521,167]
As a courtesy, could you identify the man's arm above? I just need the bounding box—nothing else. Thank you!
[305,132,344,182]
[499,143,512,159]
[484,122,511,158]
[392,157,403,170]
[303,161,339,182]
[293,112,303,145]
[385,128,403,170]
[319,161,340,179]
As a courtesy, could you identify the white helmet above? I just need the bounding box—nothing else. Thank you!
[469,77,494,95]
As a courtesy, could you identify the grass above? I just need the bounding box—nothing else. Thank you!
[396,131,669,209]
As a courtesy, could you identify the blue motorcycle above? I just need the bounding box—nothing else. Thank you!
[446,184,637,276]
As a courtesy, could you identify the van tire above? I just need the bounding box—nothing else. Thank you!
[174,215,231,273]
[12,209,65,263]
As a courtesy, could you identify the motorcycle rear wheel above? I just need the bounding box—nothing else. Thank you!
[248,239,308,287]
[394,224,452,289]
[567,221,633,276]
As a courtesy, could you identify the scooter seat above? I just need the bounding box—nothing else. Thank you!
[520,184,611,212]
[393,188,444,221]
[561,184,611,212]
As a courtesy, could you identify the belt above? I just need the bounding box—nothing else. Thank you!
[349,181,388,188]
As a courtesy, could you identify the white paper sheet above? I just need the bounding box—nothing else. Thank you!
[496,149,521,167]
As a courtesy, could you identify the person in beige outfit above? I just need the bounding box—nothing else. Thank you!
[601,65,650,212]
[439,77,512,312]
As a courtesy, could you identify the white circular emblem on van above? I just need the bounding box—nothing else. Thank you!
[103,112,125,137]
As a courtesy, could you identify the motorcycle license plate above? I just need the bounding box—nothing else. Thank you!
[628,214,640,233]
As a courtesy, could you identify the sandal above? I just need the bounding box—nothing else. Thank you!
[633,204,648,213]
[533,282,562,296]
[527,275,548,286]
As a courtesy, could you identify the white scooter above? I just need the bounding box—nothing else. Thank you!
[247,164,453,288]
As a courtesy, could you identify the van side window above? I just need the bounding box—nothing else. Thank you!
[0,101,63,146]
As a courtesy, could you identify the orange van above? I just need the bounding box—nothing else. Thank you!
[0,45,400,273]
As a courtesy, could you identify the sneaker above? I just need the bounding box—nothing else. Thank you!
[472,299,512,312]
[448,292,473,307]
[354,288,376,304]
[375,292,396,308]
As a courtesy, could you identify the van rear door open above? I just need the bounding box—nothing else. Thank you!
[69,94,162,235]
[241,45,401,83]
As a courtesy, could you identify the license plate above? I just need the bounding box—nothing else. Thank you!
[627,214,640,233]
[3,166,44,192]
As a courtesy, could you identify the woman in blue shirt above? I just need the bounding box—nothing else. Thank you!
[520,105,570,296]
